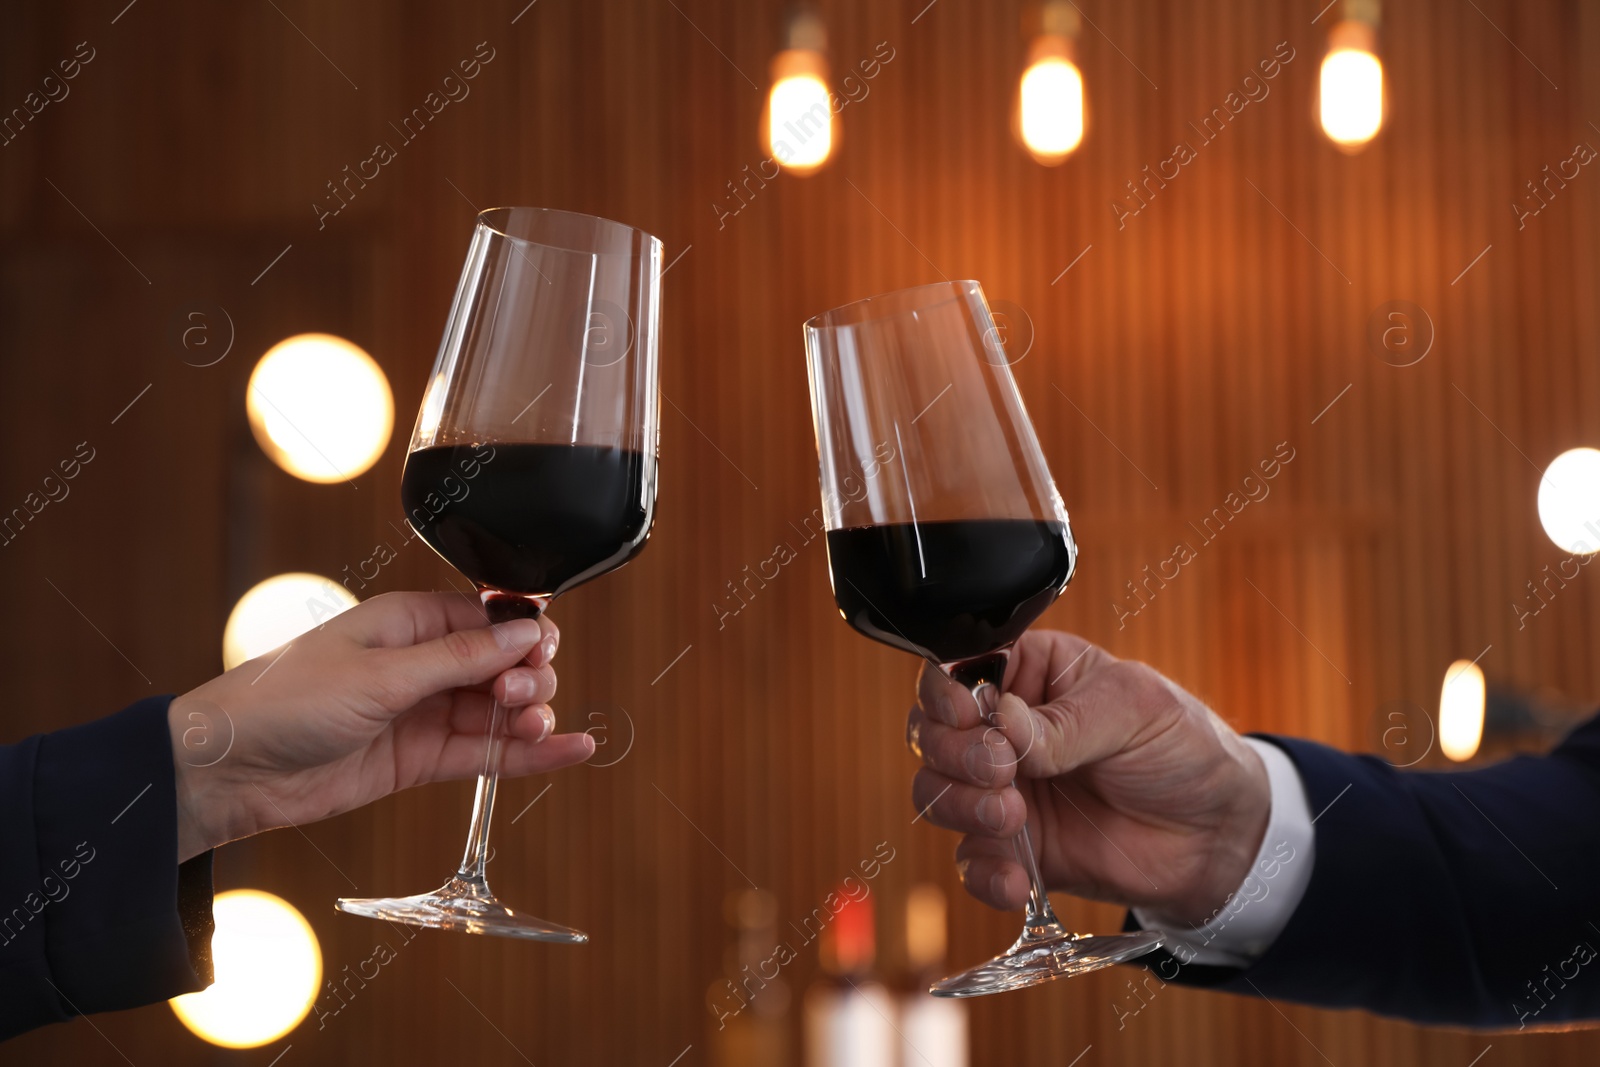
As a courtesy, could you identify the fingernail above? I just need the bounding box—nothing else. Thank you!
[954,858,971,882]
[907,720,924,759]
[977,793,1006,832]
[503,673,535,703]
[539,634,558,664]
[964,743,993,784]
[537,706,555,741]
[494,619,542,653]
[974,686,998,720]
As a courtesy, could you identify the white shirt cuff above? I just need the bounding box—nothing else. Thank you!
[1130,737,1315,968]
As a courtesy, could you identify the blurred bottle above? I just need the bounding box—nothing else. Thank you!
[707,889,792,1067]
[897,885,967,1067]
[803,889,895,1067]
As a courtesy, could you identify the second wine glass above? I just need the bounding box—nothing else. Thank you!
[336,206,661,941]
[803,280,1163,995]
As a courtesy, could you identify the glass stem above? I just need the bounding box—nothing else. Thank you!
[969,675,1065,942]
[457,697,506,884]
[458,590,546,887]
[1013,823,1064,937]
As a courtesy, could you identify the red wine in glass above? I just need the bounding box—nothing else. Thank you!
[401,443,652,621]
[825,518,1074,664]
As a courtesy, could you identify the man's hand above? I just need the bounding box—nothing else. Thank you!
[168,591,594,862]
[907,629,1269,927]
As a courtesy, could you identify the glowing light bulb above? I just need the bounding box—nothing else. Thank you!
[1320,19,1384,149]
[170,890,322,1048]
[223,573,357,670]
[1019,56,1085,164]
[247,333,394,483]
[765,10,832,175]
[766,65,832,173]
[1538,447,1600,555]
[1439,659,1486,763]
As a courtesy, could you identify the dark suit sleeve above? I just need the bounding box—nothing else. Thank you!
[1139,712,1600,1028]
[0,695,215,1041]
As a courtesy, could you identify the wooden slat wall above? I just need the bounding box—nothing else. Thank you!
[3,0,1598,1062]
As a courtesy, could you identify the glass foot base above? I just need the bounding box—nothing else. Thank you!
[336,875,588,944]
[930,928,1163,997]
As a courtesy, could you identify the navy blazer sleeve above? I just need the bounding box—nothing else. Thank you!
[1141,712,1600,1028]
[0,695,215,1041]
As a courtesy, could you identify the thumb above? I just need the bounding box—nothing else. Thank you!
[378,617,545,706]
[993,661,1164,779]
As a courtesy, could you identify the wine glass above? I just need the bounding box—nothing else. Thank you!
[802,280,1163,996]
[337,207,661,941]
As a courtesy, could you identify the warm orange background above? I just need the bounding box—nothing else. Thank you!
[3,0,1598,1063]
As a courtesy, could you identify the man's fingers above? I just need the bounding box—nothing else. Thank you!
[911,768,1027,837]
[909,709,1019,788]
[916,662,984,728]
[953,836,1031,911]
[992,662,1173,779]
[916,632,1110,732]
[1010,629,1111,701]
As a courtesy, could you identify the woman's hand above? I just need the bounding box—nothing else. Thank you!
[168,591,594,862]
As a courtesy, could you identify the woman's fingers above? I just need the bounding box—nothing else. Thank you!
[337,591,484,647]
[349,594,563,705]
[533,614,560,663]
[442,686,558,738]
[341,591,562,657]
[492,664,558,707]
[500,731,594,776]
[503,702,555,743]
[428,727,594,781]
